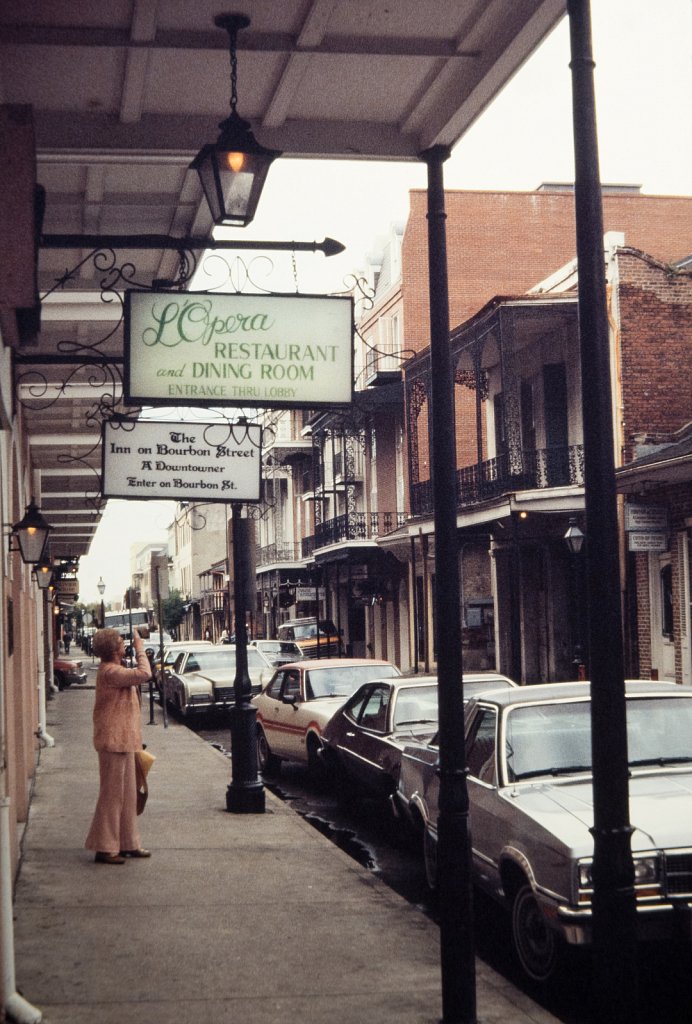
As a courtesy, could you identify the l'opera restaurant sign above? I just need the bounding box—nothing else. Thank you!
[102,419,262,503]
[124,290,354,409]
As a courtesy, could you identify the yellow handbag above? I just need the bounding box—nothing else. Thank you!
[135,748,156,815]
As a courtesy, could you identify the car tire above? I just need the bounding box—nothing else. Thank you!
[257,727,280,775]
[306,734,326,780]
[511,883,558,983]
[53,671,69,691]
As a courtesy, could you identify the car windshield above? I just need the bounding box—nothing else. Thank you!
[306,663,398,699]
[185,649,266,674]
[393,686,439,727]
[261,642,300,656]
[463,678,515,701]
[504,695,692,782]
[292,625,317,639]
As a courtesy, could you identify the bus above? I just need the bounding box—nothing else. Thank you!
[103,608,152,638]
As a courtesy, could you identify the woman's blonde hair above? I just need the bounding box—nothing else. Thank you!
[91,628,123,660]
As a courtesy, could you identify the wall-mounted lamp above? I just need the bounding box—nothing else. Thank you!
[564,517,585,555]
[33,557,54,591]
[10,498,52,564]
[190,13,281,227]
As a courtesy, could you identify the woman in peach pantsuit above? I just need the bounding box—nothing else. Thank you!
[85,627,153,865]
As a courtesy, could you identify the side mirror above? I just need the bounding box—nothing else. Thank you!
[282,694,297,706]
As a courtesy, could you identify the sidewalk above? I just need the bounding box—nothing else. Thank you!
[12,669,560,1024]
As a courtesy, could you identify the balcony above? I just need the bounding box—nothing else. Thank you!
[257,542,303,567]
[332,451,363,483]
[411,444,585,516]
[302,511,406,558]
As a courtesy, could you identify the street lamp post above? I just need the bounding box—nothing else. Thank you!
[567,2,639,1020]
[97,576,106,628]
[564,518,586,679]
[421,143,477,1024]
[226,504,264,814]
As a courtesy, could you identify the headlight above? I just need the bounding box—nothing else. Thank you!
[632,856,659,885]
[578,856,659,890]
[578,860,593,890]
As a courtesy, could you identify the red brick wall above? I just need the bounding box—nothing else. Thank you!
[617,251,692,461]
[402,189,692,481]
[402,189,692,350]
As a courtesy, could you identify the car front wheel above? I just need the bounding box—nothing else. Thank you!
[53,671,69,691]
[511,883,558,983]
[306,734,326,779]
[257,727,280,774]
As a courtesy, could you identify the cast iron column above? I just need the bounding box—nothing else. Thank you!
[567,3,639,1020]
[422,144,477,1024]
[226,504,265,813]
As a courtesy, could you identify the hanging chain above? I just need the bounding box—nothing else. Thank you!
[229,27,239,114]
[176,249,188,290]
[292,250,299,293]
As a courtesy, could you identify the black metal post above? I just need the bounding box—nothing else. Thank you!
[410,535,419,672]
[314,569,323,659]
[509,513,523,683]
[226,504,265,813]
[567,3,639,1021]
[421,144,477,1024]
[156,565,167,727]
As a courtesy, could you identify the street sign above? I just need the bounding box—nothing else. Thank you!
[56,578,79,596]
[102,419,262,503]
[624,503,669,532]
[628,532,669,552]
[124,291,354,409]
[295,586,325,602]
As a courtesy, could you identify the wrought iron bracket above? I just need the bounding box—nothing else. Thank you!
[41,235,345,257]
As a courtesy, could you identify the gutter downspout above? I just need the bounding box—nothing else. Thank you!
[1,798,42,1023]
[37,592,55,748]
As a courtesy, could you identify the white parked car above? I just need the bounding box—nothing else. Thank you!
[252,658,400,773]
[163,644,274,717]
[249,639,305,666]
[395,680,692,983]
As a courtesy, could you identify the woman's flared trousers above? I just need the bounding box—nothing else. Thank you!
[85,750,141,854]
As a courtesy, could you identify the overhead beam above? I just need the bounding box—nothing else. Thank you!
[29,434,100,446]
[0,24,481,58]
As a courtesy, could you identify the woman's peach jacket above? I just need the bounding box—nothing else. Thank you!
[92,646,152,752]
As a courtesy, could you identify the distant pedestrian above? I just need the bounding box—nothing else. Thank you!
[63,631,72,654]
[84,627,153,865]
[204,627,212,641]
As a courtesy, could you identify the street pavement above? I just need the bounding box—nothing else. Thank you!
[11,663,560,1024]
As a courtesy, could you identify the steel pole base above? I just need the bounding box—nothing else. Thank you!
[226,701,265,814]
[226,779,265,814]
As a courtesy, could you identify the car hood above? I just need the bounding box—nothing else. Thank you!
[195,669,266,684]
[293,695,350,724]
[505,769,692,854]
[180,671,215,694]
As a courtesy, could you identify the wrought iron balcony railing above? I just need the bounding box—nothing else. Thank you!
[411,444,585,517]
[302,510,406,558]
[256,542,303,567]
